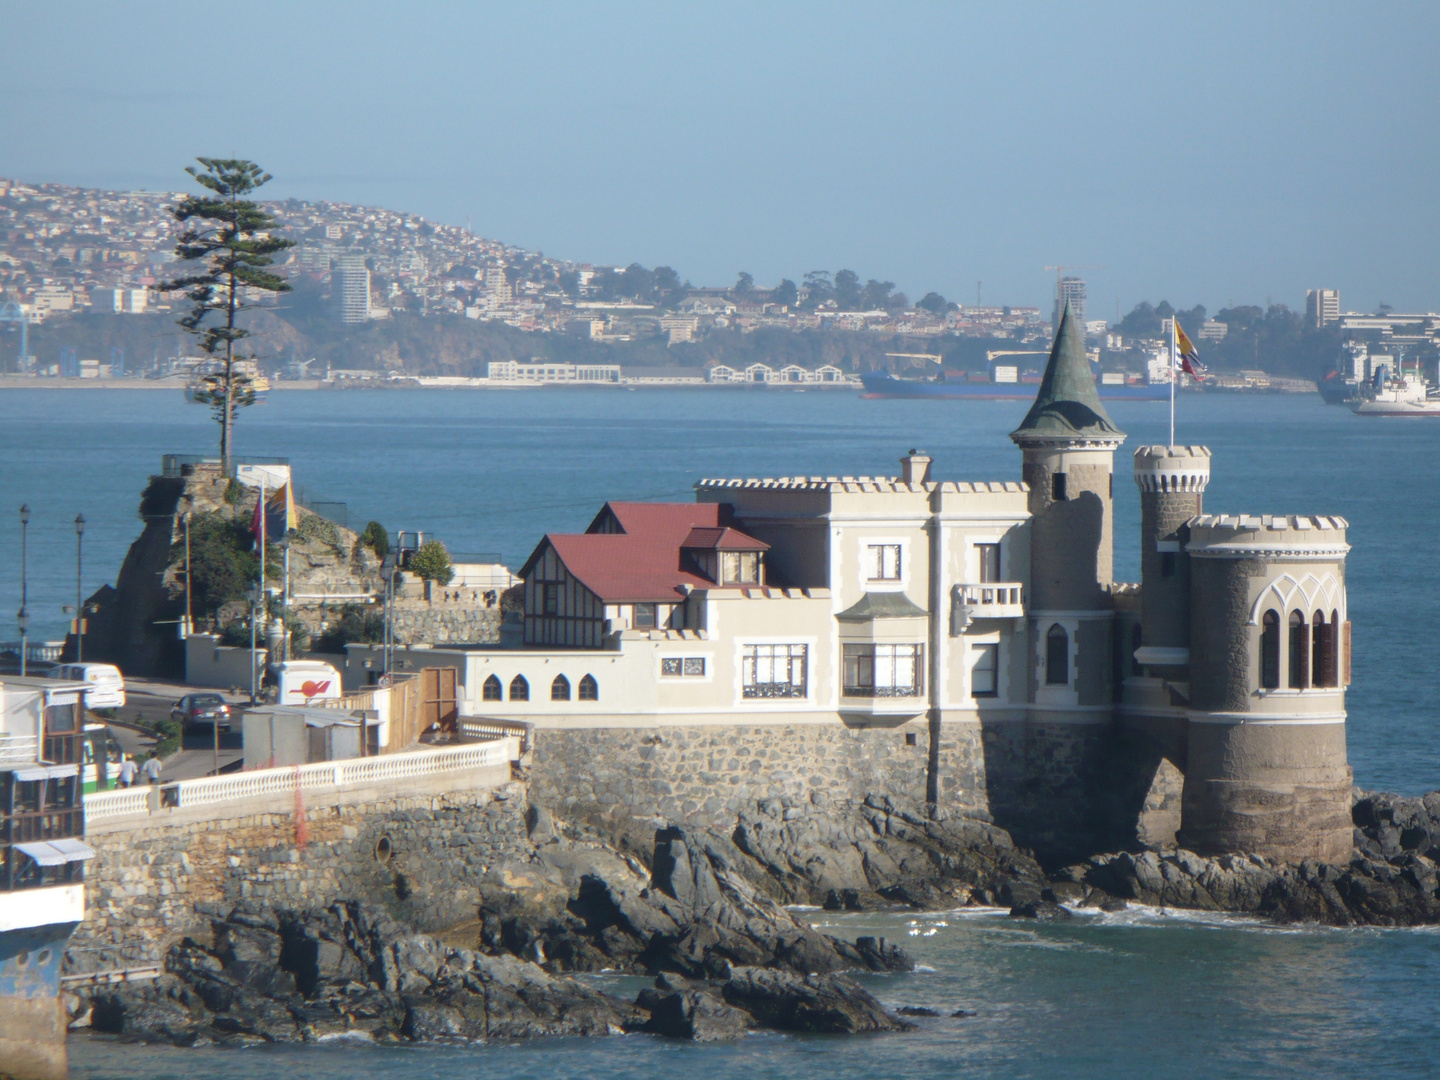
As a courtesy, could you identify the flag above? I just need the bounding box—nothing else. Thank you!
[251,483,298,541]
[1175,321,1206,381]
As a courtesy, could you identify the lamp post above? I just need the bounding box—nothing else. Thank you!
[18,504,29,676]
[74,513,86,662]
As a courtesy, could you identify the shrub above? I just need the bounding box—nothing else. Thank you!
[314,604,386,653]
[297,512,341,550]
[408,540,454,584]
[360,521,390,559]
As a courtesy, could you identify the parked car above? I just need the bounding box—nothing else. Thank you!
[170,692,232,733]
[49,662,126,709]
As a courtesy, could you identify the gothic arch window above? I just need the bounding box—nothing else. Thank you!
[551,674,571,701]
[510,675,530,701]
[482,674,503,701]
[1333,609,1344,686]
[1260,611,1280,690]
[1313,610,1337,688]
[1288,611,1308,689]
[1130,623,1143,677]
[578,674,598,701]
[1045,623,1069,685]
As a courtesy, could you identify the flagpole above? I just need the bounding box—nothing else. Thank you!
[1169,317,1177,448]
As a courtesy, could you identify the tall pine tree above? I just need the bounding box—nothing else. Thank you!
[165,159,294,471]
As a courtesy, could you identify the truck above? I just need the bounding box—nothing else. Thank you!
[264,660,343,706]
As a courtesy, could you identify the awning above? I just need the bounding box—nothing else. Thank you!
[15,839,96,866]
[12,764,80,782]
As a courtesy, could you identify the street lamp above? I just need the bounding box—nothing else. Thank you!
[74,513,86,663]
[18,504,29,676]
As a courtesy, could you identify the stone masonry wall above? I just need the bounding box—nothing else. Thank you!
[392,602,501,645]
[528,718,1116,864]
[71,783,531,974]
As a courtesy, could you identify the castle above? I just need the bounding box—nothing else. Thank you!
[351,302,1353,864]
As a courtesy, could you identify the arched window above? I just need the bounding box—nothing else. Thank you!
[1045,624,1069,685]
[1130,623,1143,677]
[1260,611,1280,689]
[482,674,503,701]
[1333,609,1343,686]
[1288,610,1308,689]
[551,674,571,701]
[509,675,529,701]
[1313,610,1336,688]
[578,674,599,701]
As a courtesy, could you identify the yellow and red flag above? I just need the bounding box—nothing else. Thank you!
[1175,321,1206,381]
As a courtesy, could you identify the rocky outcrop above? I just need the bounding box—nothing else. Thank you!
[78,898,913,1047]
[476,824,913,978]
[83,901,634,1046]
[1037,789,1440,927]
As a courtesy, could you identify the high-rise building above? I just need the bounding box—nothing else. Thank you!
[1053,276,1086,330]
[335,255,371,324]
[1306,289,1340,328]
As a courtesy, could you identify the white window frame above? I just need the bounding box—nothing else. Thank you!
[842,642,924,698]
[737,641,810,701]
[858,536,910,592]
[970,641,1000,698]
[658,655,711,681]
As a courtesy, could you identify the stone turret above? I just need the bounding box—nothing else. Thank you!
[1133,445,1211,672]
[1010,301,1126,611]
[1179,514,1354,862]
[1012,301,1125,713]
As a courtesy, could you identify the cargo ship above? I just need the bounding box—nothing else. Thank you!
[860,369,1170,401]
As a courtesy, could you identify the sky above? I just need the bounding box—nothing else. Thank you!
[1,0,1437,316]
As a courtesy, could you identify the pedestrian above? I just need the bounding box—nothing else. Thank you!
[117,756,139,788]
[142,752,163,786]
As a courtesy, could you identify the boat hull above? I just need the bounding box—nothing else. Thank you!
[1348,401,1440,416]
[860,372,1168,401]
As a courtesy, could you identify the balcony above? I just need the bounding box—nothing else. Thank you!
[952,582,1025,626]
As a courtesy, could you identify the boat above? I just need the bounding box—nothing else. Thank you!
[1316,369,1363,406]
[1347,370,1440,416]
[860,369,1169,401]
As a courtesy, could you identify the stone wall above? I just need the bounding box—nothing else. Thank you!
[392,601,501,646]
[72,780,530,973]
[528,717,1122,865]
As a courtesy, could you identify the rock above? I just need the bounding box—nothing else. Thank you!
[720,966,914,1035]
[79,901,634,1046]
[636,985,754,1041]
[897,1006,941,1017]
[952,1009,977,1018]
[1008,900,1073,920]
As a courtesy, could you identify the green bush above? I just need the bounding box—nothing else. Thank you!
[408,540,454,584]
[297,512,341,550]
[360,521,390,559]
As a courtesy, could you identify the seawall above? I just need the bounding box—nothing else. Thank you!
[73,769,527,972]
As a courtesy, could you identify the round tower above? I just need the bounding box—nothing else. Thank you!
[1179,513,1353,863]
[1132,446,1211,666]
[1010,301,1126,614]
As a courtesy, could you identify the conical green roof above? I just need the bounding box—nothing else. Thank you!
[1010,301,1125,444]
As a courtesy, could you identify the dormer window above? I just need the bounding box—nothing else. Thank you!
[722,551,760,585]
[633,603,657,629]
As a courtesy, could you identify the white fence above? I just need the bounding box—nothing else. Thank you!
[84,739,518,824]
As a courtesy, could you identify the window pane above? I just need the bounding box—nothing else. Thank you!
[978,544,1000,583]
[662,658,682,676]
[683,657,705,676]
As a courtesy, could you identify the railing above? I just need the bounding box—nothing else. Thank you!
[458,716,533,754]
[161,454,290,478]
[0,640,66,663]
[0,734,39,766]
[955,582,1025,616]
[83,739,518,824]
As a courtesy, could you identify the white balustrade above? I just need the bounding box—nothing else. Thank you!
[83,740,517,823]
[955,582,1025,618]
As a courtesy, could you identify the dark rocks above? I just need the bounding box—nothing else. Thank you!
[1008,900,1073,920]
[720,966,914,1035]
[636,978,755,1041]
[897,1006,941,1017]
[84,901,633,1047]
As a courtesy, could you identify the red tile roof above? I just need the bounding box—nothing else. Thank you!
[521,502,767,602]
[681,526,769,552]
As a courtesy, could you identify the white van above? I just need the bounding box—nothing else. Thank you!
[50,662,126,709]
[267,660,343,706]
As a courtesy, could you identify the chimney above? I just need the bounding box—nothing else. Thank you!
[900,449,932,485]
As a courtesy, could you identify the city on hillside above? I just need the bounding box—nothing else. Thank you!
[1,175,1436,389]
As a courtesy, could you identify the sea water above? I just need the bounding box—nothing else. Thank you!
[0,386,1437,1076]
